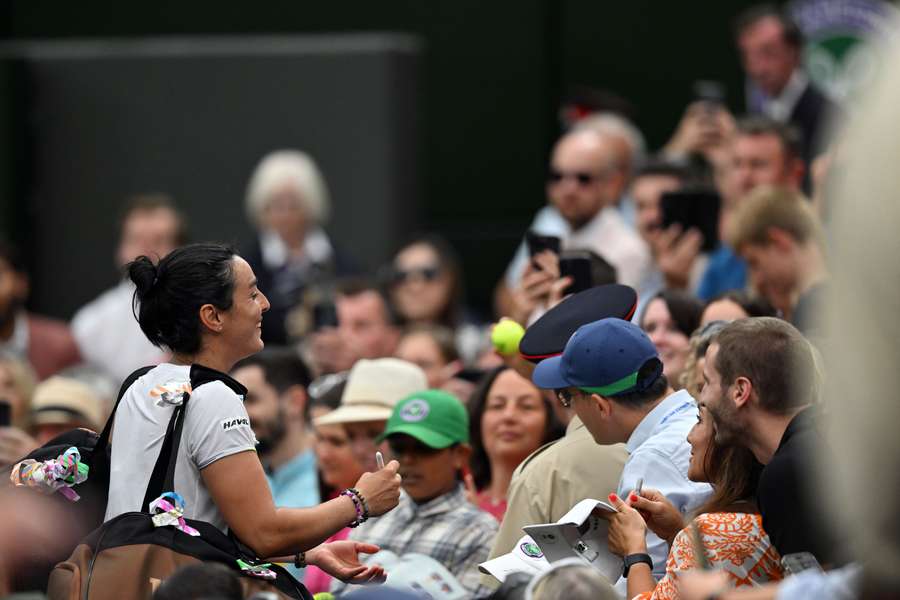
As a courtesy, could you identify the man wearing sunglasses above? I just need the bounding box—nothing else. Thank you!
[532,318,711,591]
[497,123,651,320]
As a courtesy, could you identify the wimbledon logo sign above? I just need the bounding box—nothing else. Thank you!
[788,0,899,103]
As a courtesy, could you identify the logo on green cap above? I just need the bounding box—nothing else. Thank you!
[399,398,430,423]
[520,542,544,559]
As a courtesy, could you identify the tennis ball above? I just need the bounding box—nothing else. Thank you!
[313,594,336,600]
[491,318,525,356]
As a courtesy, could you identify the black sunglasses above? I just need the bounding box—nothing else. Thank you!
[387,437,445,457]
[547,169,600,186]
[393,265,442,284]
[554,388,577,408]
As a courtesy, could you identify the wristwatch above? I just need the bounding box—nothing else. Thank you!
[622,553,653,577]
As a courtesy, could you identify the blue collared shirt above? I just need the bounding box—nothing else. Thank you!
[697,245,747,302]
[267,448,320,580]
[616,390,713,589]
[267,448,320,510]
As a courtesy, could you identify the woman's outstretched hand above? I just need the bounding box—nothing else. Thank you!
[306,541,387,584]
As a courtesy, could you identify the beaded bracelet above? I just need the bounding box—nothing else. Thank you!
[347,487,370,519]
[340,489,366,528]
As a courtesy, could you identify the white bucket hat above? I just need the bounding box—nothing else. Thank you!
[313,358,427,426]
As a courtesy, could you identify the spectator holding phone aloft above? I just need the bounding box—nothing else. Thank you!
[308,280,401,377]
[630,160,711,318]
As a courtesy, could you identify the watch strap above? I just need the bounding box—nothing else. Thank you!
[622,552,653,577]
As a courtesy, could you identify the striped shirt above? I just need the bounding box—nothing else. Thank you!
[332,484,498,596]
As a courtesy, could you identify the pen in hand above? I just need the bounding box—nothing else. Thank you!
[376,451,385,470]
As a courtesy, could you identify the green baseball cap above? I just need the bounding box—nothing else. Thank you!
[376,390,469,449]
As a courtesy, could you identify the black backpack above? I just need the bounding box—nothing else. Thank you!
[2,367,153,590]
[6,364,310,598]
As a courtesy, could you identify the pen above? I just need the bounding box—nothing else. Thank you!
[635,477,644,497]
[376,451,384,469]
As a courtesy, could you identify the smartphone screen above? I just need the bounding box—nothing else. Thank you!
[660,188,721,253]
[0,400,11,427]
[312,301,340,331]
[525,231,561,257]
[559,256,594,295]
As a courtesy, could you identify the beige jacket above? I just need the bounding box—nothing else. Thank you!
[481,415,628,589]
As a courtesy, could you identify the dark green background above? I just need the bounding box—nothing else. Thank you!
[0,0,757,316]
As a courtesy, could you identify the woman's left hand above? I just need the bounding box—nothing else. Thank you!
[305,541,387,584]
[603,493,649,557]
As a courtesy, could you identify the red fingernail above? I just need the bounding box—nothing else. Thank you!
[630,494,638,502]
[608,493,618,502]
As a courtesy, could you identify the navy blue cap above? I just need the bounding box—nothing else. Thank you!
[532,318,662,395]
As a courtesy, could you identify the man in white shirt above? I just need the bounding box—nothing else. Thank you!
[71,195,185,382]
[532,317,711,591]
[497,124,651,316]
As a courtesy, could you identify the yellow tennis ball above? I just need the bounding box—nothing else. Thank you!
[491,318,525,356]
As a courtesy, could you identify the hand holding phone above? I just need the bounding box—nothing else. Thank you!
[525,231,561,271]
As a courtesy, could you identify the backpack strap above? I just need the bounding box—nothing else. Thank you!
[141,392,189,510]
[96,365,155,457]
[140,363,249,511]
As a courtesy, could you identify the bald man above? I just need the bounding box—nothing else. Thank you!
[497,127,651,317]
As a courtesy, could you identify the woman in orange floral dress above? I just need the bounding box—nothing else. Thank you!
[605,404,784,599]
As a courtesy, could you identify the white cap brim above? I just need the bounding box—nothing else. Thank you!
[479,535,550,583]
[312,402,393,426]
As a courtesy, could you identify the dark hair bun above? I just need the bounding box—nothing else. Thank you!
[127,255,159,299]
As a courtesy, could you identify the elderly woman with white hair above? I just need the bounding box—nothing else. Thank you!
[244,150,356,344]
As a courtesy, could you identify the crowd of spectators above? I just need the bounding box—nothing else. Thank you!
[1,4,897,600]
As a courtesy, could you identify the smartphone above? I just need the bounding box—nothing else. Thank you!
[781,552,824,575]
[0,400,10,427]
[660,188,721,253]
[693,80,725,111]
[525,231,561,258]
[559,256,594,295]
[312,300,339,331]
[558,250,616,295]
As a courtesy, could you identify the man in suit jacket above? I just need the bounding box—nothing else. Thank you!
[735,5,839,166]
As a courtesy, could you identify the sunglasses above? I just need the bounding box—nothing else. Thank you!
[547,169,602,186]
[554,388,579,408]
[393,265,442,284]
[387,437,445,457]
